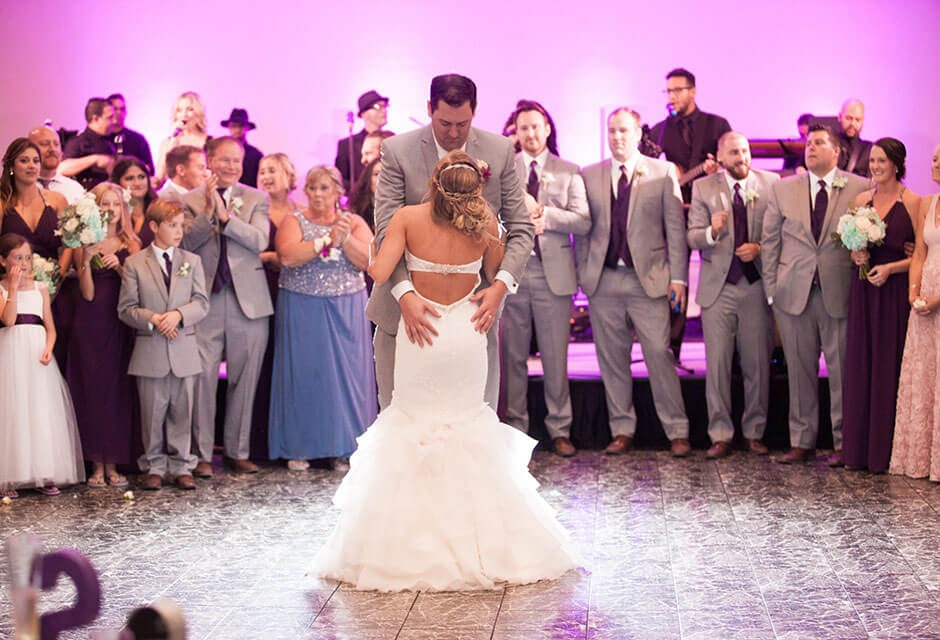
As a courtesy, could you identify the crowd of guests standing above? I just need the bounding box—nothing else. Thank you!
[0,73,939,498]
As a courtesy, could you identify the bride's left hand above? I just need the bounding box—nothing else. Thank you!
[470,281,507,333]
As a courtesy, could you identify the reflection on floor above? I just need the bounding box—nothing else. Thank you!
[2,452,939,639]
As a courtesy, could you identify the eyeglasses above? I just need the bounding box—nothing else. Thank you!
[662,87,692,96]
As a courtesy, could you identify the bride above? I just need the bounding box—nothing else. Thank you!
[312,151,578,592]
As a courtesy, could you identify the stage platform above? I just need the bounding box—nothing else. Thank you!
[520,340,835,452]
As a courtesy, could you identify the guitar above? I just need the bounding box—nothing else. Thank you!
[675,154,716,188]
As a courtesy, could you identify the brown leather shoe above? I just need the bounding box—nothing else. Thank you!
[552,437,576,458]
[826,450,843,467]
[746,438,770,455]
[226,458,259,474]
[175,474,196,491]
[670,438,692,458]
[705,441,731,459]
[604,435,633,455]
[773,447,813,464]
[193,461,213,478]
[141,474,162,491]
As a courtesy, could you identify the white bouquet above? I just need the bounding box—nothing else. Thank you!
[31,254,61,295]
[832,206,886,279]
[55,192,110,268]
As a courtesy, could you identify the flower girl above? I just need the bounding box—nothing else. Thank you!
[0,233,84,498]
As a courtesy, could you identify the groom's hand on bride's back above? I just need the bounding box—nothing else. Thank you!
[400,292,440,347]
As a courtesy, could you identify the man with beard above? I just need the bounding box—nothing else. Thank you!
[687,132,779,458]
[27,125,84,203]
[836,99,872,178]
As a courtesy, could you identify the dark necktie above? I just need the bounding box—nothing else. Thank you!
[727,184,760,284]
[527,160,542,260]
[212,187,233,293]
[38,178,52,189]
[605,165,633,269]
[678,117,693,150]
[162,251,172,290]
[811,179,828,242]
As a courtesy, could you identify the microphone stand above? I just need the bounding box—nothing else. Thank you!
[346,111,356,190]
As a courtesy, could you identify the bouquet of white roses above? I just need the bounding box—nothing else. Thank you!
[31,254,61,295]
[832,205,886,279]
[55,192,110,268]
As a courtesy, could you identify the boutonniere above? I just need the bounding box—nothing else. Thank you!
[176,262,191,277]
[230,196,244,212]
[832,176,847,189]
[635,165,647,178]
[746,189,759,204]
[477,160,491,182]
[540,172,555,185]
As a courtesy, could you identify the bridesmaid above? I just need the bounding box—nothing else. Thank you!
[841,138,919,472]
[251,153,299,460]
[67,182,141,487]
[1,138,73,369]
[154,91,210,186]
[112,157,157,248]
[891,145,940,481]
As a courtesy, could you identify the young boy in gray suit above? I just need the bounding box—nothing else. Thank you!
[118,200,210,491]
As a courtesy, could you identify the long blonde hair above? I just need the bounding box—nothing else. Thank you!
[172,91,207,134]
[429,150,489,239]
[90,182,139,248]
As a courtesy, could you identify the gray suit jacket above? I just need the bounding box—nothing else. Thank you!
[760,170,870,317]
[180,184,273,319]
[118,248,210,378]
[514,153,590,296]
[688,169,780,308]
[577,156,687,298]
[367,125,534,335]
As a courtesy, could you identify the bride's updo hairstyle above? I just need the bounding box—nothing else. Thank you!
[429,150,489,239]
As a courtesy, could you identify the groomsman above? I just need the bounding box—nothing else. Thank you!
[181,137,273,477]
[368,73,533,410]
[578,108,691,456]
[761,125,868,464]
[687,132,779,458]
[500,100,590,457]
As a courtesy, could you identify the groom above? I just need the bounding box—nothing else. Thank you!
[368,73,534,409]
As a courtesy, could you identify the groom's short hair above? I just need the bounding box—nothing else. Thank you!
[430,74,477,113]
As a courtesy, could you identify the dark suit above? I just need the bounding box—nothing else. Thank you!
[240,141,263,188]
[837,133,872,178]
[110,127,154,174]
[335,129,368,192]
[648,108,732,203]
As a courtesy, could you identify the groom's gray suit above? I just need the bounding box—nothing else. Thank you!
[368,125,534,409]
[761,169,869,450]
[687,169,779,445]
[577,155,690,440]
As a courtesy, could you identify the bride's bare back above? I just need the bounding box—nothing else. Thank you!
[370,202,503,305]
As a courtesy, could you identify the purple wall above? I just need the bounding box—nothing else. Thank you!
[2,0,938,193]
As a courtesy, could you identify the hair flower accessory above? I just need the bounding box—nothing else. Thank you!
[832,176,848,189]
[477,160,491,182]
[176,262,192,277]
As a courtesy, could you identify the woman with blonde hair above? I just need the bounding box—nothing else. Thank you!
[66,181,141,488]
[155,91,210,185]
[312,150,578,592]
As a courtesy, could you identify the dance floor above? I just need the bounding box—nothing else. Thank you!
[3,452,940,639]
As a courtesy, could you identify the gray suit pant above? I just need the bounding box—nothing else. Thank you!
[701,278,773,444]
[774,286,847,450]
[500,256,573,438]
[137,374,197,477]
[374,296,501,411]
[589,266,689,439]
[193,286,268,461]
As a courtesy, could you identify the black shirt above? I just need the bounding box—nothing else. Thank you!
[109,127,154,174]
[62,127,116,190]
[837,133,872,178]
[240,141,263,188]
[648,107,731,203]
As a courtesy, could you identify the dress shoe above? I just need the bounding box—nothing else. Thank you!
[746,438,770,456]
[705,441,731,459]
[175,474,196,491]
[193,461,214,478]
[773,448,813,464]
[552,437,576,458]
[826,450,843,467]
[670,438,692,458]
[604,435,633,455]
[141,474,162,491]
[226,458,259,474]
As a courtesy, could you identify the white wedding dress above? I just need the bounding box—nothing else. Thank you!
[312,251,578,591]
